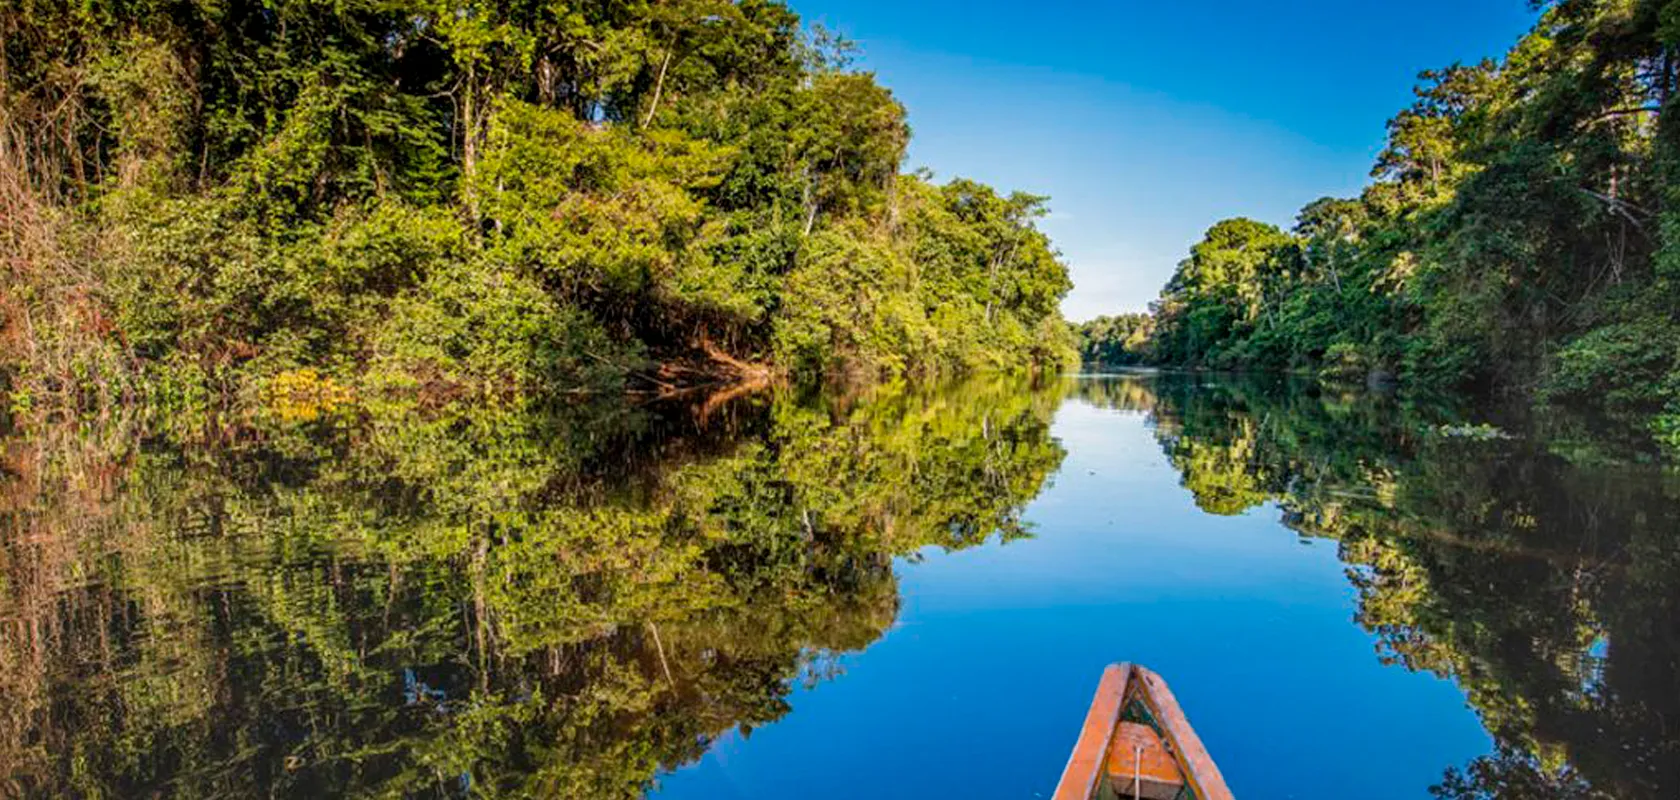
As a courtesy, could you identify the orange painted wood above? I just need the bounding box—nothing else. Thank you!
[1051,663,1130,800]
[1105,721,1185,792]
[1053,664,1235,800]
[1133,666,1234,800]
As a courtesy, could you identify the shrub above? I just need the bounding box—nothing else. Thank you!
[369,262,640,397]
[1540,321,1679,413]
[1319,342,1369,383]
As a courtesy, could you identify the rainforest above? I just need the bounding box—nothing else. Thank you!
[5,2,1680,799]
[1074,0,1680,454]
[0,0,1075,420]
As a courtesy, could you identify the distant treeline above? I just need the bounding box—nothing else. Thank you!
[1077,0,1680,452]
[0,0,1075,417]
[1069,313,1152,367]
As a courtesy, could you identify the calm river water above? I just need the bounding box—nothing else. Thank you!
[1,374,1675,798]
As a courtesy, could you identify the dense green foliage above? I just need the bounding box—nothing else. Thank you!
[1069,312,1153,367]
[6,373,1675,797]
[0,377,1065,796]
[1077,374,1680,799]
[1131,0,1680,451]
[0,0,1074,415]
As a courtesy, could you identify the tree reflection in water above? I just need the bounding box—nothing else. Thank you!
[1075,373,1679,800]
[0,378,1064,798]
[2,374,1676,798]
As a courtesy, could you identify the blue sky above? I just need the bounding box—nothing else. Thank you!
[790,0,1540,319]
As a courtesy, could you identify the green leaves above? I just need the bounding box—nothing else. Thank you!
[369,260,638,396]
[3,0,1072,418]
[1132,0,1680,456]
[0,375,1065,796]
[1072,314,1154,367]
[1541,319,1680,411]
[1149,218,1296,368]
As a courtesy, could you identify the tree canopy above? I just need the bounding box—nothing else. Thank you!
[0,0,1077,419]
[1091,0,1680,454]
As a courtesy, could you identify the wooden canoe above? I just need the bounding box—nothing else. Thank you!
[1052,663,1233,800]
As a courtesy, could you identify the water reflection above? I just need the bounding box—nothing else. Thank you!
[1076,373,1679,799]
[0,374,1676,798]
[0,378,1064,797]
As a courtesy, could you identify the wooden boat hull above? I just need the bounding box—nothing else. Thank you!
[1052,663,1233,800]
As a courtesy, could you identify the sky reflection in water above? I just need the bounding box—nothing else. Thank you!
[655,383,1493,800]
[2,374,1675,799]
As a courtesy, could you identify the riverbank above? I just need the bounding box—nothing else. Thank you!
[1,1,1076,425]
[1070,4,1680,456]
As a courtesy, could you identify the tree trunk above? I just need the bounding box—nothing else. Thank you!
[462,67,477,179]
[641,47,674,129]
[801,164,818,235]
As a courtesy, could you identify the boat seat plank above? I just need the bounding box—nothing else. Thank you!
[1105,722,1184,800]
[1051,663,1234,800]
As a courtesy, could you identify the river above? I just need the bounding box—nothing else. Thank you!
[1,374,1674,798]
